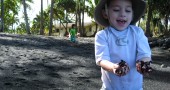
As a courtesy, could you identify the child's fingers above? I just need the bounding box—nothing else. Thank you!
[120,65,130,76]
[136,62,142,74]
[136,61,152,75]
[112,64,120,75]
[114,61,130,76]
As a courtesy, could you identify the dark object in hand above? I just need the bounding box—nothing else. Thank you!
[140,61,152,73]
[137,61,152,74]
[115,60,129,76]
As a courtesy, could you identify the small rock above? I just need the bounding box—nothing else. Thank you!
[168,48,170,52]
[73,72,78,74]
[4,82,13,86]
[161,64,167,68]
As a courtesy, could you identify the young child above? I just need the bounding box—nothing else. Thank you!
[94,0,152,90]
[69,24,77,43]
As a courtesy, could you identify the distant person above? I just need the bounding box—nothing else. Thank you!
[69,24,78,45]
[94,0,152,90]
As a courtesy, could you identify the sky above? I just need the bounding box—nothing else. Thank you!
[28,0,51,20]
[18,0,51,22]
[18,0,92,24]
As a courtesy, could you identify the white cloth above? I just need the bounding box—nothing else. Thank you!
[95,25,151,90]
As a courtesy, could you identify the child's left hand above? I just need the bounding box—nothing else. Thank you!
[136,60,152,75]
[77,33,80,37]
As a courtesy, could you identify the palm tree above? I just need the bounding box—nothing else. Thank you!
[56,0,76,35]
[40,0,44,35]
[146,0,170,36]
[49,0,54,36]
[22,0,31,34]
[156,0,170,34]
[0,0,4,32]
[31,15,41,34]
[81,0,85,36]
[145,0,153,37]
[85,0,99,36]
[75,0,86,37]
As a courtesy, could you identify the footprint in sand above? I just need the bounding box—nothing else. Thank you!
[47,72,61,78]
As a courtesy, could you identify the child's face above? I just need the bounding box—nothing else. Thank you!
[107,0,133,30]
[72,25,76,28]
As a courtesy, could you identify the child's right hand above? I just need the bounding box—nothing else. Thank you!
[113,60,130,76]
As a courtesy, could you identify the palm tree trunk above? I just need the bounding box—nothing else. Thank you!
[78,1,82,37]
[146,4,152,37]
[49,0,54,36]
[64,10,68,36]
[0,0,4,32]
[76,0,78,32]
[164,15,168,33]
[81,0,85,36]
[22,0,31,34]
[40,0,44,35]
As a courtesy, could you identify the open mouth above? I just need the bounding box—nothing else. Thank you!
[117,20,127,24]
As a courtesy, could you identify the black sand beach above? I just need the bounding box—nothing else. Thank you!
[0,33,170,90]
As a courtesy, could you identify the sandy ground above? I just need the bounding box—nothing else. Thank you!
[0,33,170,90]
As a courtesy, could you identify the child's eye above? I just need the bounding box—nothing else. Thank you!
[126,10,131,13]
[113,9,119,12]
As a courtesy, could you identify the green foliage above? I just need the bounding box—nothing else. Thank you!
[31,10,50,35]
[0,0,33,34]
[57,0,76,13]
[1,0,169,36]
[145,0,170,37]
[15,22,27,34]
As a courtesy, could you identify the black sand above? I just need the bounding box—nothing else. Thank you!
[0,33,170,90]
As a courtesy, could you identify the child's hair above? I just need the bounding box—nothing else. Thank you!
[72,24,76,28]
[102,0,110,9]
[103,0,112,16]
[106,0,111,7]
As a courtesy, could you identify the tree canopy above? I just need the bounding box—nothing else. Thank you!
[0,0,170,37]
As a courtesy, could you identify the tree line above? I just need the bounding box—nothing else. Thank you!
[0,0,170,37]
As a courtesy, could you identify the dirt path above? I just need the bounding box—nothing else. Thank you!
[0,33,170,90]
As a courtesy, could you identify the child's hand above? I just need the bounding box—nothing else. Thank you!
[77,33,80,37]
[136,60,152,75]
[113,60,130,76]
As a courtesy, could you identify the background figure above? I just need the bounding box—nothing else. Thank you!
[69,24,77,43]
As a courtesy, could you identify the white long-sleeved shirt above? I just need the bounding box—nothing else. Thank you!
[95,25,151,90]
